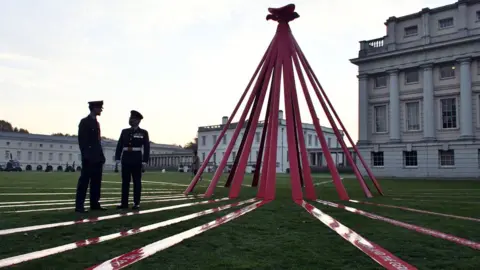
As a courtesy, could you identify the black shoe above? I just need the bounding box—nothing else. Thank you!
[75,208,89,213]
[117,205,129,210]
[90,206,107,211]
[132,205,140,210]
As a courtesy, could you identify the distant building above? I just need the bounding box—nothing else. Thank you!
[197,111,344,173]
[350,0,480,178]
[0,131,189,171]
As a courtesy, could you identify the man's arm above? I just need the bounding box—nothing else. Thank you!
[143,130,150,163]
[78,119,88,158]
[114,130,124,161]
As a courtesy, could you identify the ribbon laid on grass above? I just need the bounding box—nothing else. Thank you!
[2,197,197,213]
[0,195,187,209]
[316,199,480,250]
[0,198,257,268]
[0,198,230,236]
[349,200,480,223]
[0,191,178,196]
[86,200,267,270]
[299,201,417,270]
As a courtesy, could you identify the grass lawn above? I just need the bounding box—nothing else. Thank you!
[0,171,479,269]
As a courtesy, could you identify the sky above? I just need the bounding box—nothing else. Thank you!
[0,0,454,146]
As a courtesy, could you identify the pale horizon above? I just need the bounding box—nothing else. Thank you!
[0,0,454,146]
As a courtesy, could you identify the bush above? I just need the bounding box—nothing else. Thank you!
[57,166,63,172]
[36,165,43,171]
[76,166,82,171]
[26,164,32,171]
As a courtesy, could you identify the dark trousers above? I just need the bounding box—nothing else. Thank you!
[121,162,142,206]
[75,161,103,209]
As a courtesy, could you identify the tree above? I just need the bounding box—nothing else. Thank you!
[0,120,13,132]
[0,120,29,133]
[184,137,198,152]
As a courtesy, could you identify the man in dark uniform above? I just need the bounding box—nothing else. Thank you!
[75,100,107,213]
[115,110,150,210]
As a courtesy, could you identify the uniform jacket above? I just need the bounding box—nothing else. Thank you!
[115,127,150,164]
[78,115,106,164]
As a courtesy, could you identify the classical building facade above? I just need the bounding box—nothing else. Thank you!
[0,131,188,171]
[197,111,343,173]
[351,0,480,178]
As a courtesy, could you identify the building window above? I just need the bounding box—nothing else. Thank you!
[374,105,388,133]
[213,152,216,163]
[201,136,206,146]
[202,152,205,161]
[405,70,419,84]
[39,144,43,147]
[223,135,227,145]
[4,150,10,159]
[28,143,32,147]
[327,137,332,148]
[39,152,43,161]
[308,134,312,146]
[78,154,81,160]
[438,17,454,29]
[255,132,261,143]
[28,152,32,161]
[403,151,418,167]
[371,152,384,167]
[315,136,319,146]
[60,145,63,148]
[374,75,387,88]
[6,141,10,146]
[69,153,72,161]
[477,11,480,21]
[232,151,236,162]
[16,151,21,160]
[439,150,455,167]
[440,64,455,79]
[405,102,420,131]
[404,25,418,36]
[59,153,63,162]
[212,135,217,144]
[50,144,53,148]
[17,142,21,146]
[69,146,73,149]
[440,98,457,129]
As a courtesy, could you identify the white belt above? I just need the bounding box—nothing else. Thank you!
[123,147,142,151]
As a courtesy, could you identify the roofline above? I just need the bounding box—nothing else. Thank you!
[383,0,477,26]
[350,35,480,65]
[0,131,183,150]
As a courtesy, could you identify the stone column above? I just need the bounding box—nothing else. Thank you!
[388,69,400,142]
[422,64,435,140]
[357,74,369,144]
[458,58,473,139]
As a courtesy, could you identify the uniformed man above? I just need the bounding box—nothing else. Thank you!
[115,110,150,210]
[75,100,107,213]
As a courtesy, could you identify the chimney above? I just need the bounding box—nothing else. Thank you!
[222,116,228,124]
[278,110,284,120]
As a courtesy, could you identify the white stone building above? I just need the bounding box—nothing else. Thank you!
[351,0,480,178]
[197,111,343,173]
[0,131,187,171]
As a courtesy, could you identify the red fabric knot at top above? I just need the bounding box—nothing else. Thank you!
[266,4,299,23]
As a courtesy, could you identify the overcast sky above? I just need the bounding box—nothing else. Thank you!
[0,0,453,145]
